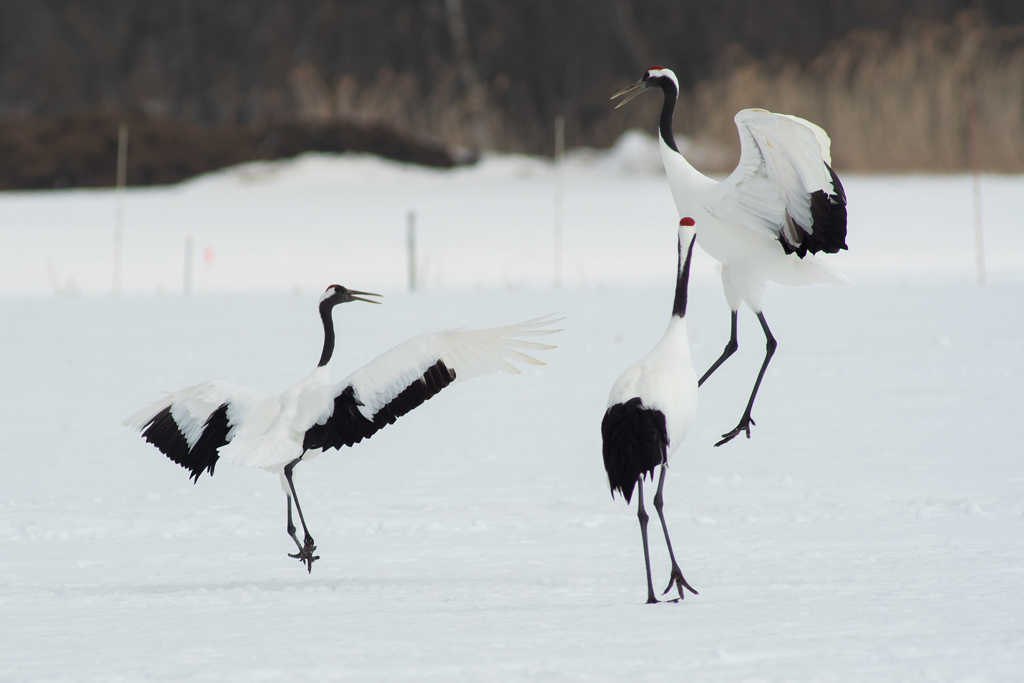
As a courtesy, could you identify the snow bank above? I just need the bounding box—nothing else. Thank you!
[1,143,1022,297]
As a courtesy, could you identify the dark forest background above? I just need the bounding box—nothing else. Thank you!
[2,0,1023,187]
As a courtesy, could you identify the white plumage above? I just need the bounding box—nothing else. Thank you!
[613,67,849,445]
[711,111,835,240]
[605,318,697,460]
[342,322,552,418]
[126,319,557,469]
[124,284,561,572]
[601,222,699,604]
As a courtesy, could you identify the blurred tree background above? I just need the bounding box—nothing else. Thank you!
[1,0,1023,187]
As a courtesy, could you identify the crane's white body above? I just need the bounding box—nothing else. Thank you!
[660,135,848,312]
[646,72,849,312]
[606,315,697,461]
[128,371,331,476]
[124,315,561,482]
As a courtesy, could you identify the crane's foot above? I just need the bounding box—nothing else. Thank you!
[646,593,660,605]
[288,534,320,573]
[662,565,698,601]
[715,415,755,447]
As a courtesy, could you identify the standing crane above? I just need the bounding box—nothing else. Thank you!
[602,219,700,604]
[124,285,561,572]
[613,67,849,446]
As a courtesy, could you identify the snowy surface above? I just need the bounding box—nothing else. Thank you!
[1,140,1023,681]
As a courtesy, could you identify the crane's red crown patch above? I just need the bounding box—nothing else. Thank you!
[680,217,695,226]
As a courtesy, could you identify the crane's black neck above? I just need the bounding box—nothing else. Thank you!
[318,302,336,367]
[657,79,680,154]
[672,231,696,319]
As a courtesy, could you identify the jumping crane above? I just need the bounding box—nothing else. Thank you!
[613,67,849,446]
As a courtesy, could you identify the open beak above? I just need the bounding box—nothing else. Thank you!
[348,289,383,304]
[611,79,648,109]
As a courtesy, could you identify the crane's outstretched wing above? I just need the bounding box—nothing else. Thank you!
[303,315,562,452]
[123,381,280,481]
[707,109,847,257]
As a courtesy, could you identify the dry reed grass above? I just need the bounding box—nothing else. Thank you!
[289,12,1024,173]
[679,12,1024,173]
[289,62,519,154]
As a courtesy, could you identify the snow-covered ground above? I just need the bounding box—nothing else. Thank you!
[1,138,1022,681]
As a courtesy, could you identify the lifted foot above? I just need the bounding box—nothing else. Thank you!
[662,565,698,601]
[288,535,320,573]
[715,415,755,447]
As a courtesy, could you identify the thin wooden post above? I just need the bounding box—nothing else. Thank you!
[968,95,985,286]
[184,235,194,296]
[554,115,565,289]
[112,124,128,296]
[407,210,417,292]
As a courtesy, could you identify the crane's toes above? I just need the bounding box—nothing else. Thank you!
[715,429,741,447]
[715,417,755,447]
[662,566,699,601]
[288,536,320,573]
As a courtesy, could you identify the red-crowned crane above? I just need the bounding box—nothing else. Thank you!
[602,219,699,604]
[613,67,849,446]
[124,285,561,572]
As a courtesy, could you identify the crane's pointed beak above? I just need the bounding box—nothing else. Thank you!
[611,79,647,109]
[348,290,383,304]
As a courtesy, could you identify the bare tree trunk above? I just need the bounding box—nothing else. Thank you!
[444,0,491,152]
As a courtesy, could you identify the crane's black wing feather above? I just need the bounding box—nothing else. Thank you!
[141,403,230,482]
[303,360,456,451]
[780,163,848,258]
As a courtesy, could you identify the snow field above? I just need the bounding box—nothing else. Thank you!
[0,139,1022,680]
[0,281,1021,681]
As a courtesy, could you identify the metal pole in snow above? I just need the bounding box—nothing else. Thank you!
[112,124,128,296]
[407,210,416,292]
[184,235,194,296]
[554,115,565,289]
[968,96,986,286]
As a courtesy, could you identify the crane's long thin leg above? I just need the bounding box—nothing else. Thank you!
[636,477,658,605]
[283,458,319,573]
[286,496,303,553]
[699,310,739,387]
[717,311,776,447]
[652,465,698,600]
